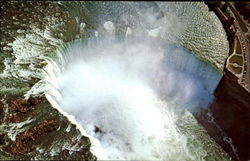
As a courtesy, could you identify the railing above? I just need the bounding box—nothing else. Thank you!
[205,2,250,92]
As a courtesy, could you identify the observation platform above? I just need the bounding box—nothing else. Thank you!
[203,2,250,161]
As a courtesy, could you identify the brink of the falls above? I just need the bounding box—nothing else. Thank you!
[0,1,234,161]
[43,38,227,160]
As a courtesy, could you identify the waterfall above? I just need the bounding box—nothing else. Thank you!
[0,1,233,160]
[43,37,223,160]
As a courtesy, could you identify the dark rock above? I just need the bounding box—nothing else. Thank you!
[210,70,250,161]
[11,119,59,155]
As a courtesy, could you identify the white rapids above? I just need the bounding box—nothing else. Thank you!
[43,37,223,160]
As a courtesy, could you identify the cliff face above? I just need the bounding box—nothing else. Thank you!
[203,2,250,161]
[210,70,250,161]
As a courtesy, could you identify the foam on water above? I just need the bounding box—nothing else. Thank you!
[43,37,222,160]
[0,2,231,160]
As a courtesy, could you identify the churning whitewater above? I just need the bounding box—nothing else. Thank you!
[43,37,221,160]
[0,1,234,160]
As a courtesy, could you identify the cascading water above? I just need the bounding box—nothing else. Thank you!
[43,26,229,160]
[0,1,233,160]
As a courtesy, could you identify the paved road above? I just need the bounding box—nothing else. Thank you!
[224,2,250,92]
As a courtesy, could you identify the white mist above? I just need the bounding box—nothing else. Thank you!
[44,38,221,160]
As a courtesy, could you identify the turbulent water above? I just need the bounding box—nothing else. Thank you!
[0,1,233,160]
[44,37,223,160]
